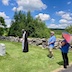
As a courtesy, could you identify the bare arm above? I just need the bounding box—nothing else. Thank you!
[59,41,66,46]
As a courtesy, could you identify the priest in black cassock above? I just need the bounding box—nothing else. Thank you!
[22,29,28,52]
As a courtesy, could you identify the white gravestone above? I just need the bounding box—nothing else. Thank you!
[0,43,6,56]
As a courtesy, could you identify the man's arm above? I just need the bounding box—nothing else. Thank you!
[50,37,56,44]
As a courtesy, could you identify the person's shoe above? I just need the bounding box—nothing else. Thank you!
[50,56,54,59]
[47,55,49,57]
[67,64,69,68]
[67,64,69,66]
[47,55,51,58]
[64,66,67,69]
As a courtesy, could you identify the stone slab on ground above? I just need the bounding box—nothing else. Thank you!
[0,43,6,56]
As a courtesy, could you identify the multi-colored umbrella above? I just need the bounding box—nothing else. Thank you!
[70,34,72,44]
[62,32,72,43]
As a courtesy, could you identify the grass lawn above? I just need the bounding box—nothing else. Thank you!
[0,40,72,72]
[55,35,62,38]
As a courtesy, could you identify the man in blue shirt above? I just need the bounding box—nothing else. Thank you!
[48,31,56,58]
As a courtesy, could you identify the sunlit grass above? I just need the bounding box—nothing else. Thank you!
[55,35,62,38]
[0,40,72,72]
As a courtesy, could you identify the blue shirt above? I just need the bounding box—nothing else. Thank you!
[48,35,56,48]
[60,40,70,53]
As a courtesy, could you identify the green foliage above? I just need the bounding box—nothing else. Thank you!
[8,11,26,37]
[0,27,4,36]
[3,28,9,36]
[0,17,7,36]
[65,25,72,34]
[0,17,6,27]
[8,11,50,38]
[50,29,65,35]
[31,20,50,38]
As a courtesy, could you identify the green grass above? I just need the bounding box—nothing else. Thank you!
[0,40,72,72]
[55,35,62,38]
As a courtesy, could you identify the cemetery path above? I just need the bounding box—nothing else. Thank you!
[59,65,72,72]
[52,62,72,72]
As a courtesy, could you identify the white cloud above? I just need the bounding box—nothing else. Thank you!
[51,18,55,23]
[56,11,72,28]
[48,24,68,29]
[62,13,72,20]
[13,0,47,12]
[59,19,68,24]
[56,11,72,20]
[16,6,23,11]
[35,13,50,21]
[12,7,17,11]
[56,11,65,16]
[5,19,11,27]
[0,12,9,18]
[2,0,9,5]
[67,1,71,5]
[0,12,11,27]
[67,21,72,24]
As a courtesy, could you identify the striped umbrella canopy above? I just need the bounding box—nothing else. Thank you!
[62,32,72,43]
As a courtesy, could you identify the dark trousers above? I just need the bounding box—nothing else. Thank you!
[62,52,69,68]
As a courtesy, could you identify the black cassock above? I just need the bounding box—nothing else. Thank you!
[23,32,28,52]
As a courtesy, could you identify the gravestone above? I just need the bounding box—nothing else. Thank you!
[0,43,5,56]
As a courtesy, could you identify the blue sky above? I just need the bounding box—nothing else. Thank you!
[0,0,72,29]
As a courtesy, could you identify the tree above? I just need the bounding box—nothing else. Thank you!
[8,11,27,37]
[26,11,33,24]
[0,27,4,36]
[33,19,50,38]
[8,11,50,38]
[65,25,72,34]
[0,17,6,27]
[0,17,6,36]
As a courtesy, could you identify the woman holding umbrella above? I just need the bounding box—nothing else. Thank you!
[59,32,70,69]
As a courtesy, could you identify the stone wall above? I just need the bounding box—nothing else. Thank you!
[0,36,20,42]
[0,36,72,49]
